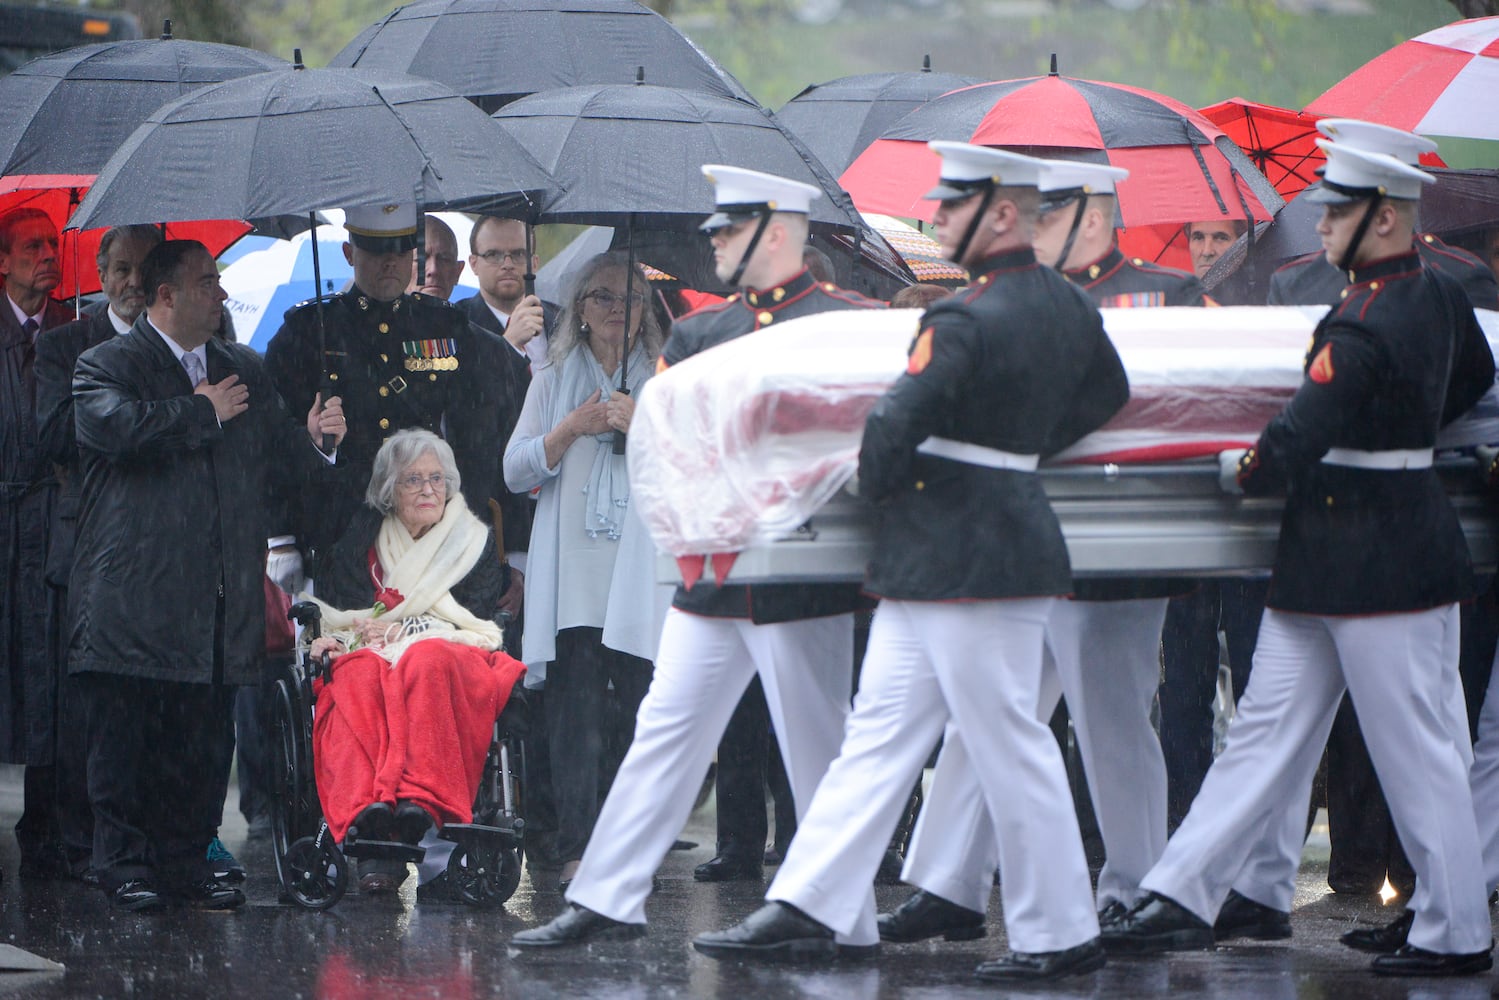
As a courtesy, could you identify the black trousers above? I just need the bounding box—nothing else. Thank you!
[713,676,796,859]
[544,627,652,863]
[1159,579,1267,828]
[78,671,236,892]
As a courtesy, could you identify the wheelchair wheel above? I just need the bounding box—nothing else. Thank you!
[283,835,348,910]
[446,842,521,908]
[270,675,321,897]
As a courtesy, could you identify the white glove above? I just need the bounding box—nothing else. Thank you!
[1218,449,1248,496]
[266,545,305,595]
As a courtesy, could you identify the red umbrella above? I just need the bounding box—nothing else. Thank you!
[1198,99,1327,201]
[839,67,1282,269]
[0,174,249,300]
[1305,17,1499,140]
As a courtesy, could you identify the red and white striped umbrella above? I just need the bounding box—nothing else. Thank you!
[1305,17,1499,140]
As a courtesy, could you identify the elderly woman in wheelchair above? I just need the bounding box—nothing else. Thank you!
[307,428,525,895]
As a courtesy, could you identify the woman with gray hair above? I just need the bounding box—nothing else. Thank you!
[504,252,668,889]
[308,429,525,894]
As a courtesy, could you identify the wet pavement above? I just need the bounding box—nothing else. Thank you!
[0,764,1495,999]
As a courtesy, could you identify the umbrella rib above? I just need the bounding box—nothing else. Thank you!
[369,84,442,203]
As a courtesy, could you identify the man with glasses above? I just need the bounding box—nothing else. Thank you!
[513,164,885,950]
[461,215,556,371]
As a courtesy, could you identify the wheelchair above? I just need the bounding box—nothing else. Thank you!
[269,601,528,910]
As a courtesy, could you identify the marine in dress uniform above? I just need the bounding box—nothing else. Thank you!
[693,144,1129,983]
[264,204,507,576]
[511,166,886,950]
[884,161,1189,947]
[1105,132,1496,978]
[1261,120,1499,905]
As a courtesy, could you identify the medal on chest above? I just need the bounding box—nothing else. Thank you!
[402,339,460,373]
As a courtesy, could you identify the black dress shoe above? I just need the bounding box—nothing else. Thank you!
[172,878,246,910]
[974,937,1106,982]
[1213,890,1291,942]
[1101,893,1215,954]
[693,902,838,960]
[511,904,645,948]
[878,889,986,943]
[693,853,763,882]
[1096,900,1129,934]
[1341,909,1414,954]
[109,879,167,913]
[350,802,395,842]
[1371,943,1493,977]
[394,801,434,844]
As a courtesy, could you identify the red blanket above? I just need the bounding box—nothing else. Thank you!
[312,639,526,842]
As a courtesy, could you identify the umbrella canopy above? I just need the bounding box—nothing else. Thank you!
[839,69,1284,268]
[860,213,967,284]
[221,212,482,351]
[1306,17,1499,141]
[775,57,982,175]
[0,28,288,176]
[1198,98,1326,201]
[66,66,555,232]
[491,82,915,295]
[330,0,756,114]
[0,174,251,299]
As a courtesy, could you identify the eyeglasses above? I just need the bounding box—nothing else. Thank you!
[474,249,527,265]
[398,473,448,493]
[582,290,646,310]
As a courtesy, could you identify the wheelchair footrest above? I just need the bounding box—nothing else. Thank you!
[439,822,521,851]
[341,839,424,863]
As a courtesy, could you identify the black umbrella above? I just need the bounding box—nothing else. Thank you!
[492,81,914,292]
[1206,167,1499,304]
[0,20,288,176]
[330,0,757,114]
[775,56,982,176]
[67,64,555,230]
[493,79,917,452]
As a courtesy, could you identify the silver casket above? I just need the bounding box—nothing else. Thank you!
[629,306,1499,584]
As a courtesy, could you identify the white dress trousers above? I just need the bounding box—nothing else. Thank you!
[767,597,1100,954]
[900,597,1171,914]
[1467,648,1499,892]
[1214,601,1469,915]
[1141,605,1489,955]
[566,608,879,946]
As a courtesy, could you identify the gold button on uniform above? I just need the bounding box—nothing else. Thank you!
[914,481,925,491]
[329,372,339,381]
[1325,496,1334,507]
[379,386,389,397]
[378,322,390,333]
[379,418,390,430]
[758,311,774,325]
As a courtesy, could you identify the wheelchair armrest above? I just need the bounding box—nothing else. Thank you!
[289,600,322,638]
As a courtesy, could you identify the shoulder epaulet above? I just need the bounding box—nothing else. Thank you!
[679,296,739,321]
[409,291,456,310]
[817,283,886,309]
[1271,251,1322,276]
[1125,257,1194,280]
[1419,234,1487,268]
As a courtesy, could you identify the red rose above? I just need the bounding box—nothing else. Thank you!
[373,586,405,612]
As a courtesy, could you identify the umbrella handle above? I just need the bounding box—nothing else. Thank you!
[612,389,629,456]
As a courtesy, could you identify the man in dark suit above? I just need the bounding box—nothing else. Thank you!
[33,223,162,882]
[0,206,76,883]
[71,240,346,912]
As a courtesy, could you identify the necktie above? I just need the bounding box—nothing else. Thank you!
[21,318,38,406]
[183,351,205,387]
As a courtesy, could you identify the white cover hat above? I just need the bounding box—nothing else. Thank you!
[1305,139,1436,204]
[923,141,1048,200]
[699,164,822,231]
[1315,118,1437,166]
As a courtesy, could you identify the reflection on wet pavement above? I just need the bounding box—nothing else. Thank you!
[0,769,1493,998]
